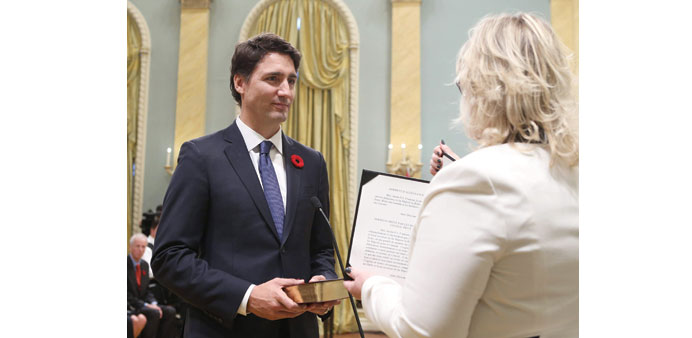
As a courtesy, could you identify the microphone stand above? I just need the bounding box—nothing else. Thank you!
[311,197,365,338]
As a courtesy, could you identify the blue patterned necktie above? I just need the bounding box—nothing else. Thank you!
[259,141,285,239]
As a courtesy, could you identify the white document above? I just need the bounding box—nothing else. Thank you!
[347,170,429,285]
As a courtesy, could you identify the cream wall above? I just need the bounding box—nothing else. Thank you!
[130,0,553,212]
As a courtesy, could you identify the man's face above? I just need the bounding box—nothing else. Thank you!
[234,52,297,131]
[130,237,146,262]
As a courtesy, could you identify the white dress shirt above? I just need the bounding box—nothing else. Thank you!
[141,235,155,277]
[360,144,579,338]
[234,117,288,315]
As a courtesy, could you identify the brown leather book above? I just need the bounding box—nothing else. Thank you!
[283,279,349,303]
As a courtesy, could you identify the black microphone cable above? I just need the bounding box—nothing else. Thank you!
[310,196,365,338]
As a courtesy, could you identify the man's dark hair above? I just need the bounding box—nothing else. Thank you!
[229,33,301,106]
[140,209,156,236]
[152,204,162,230]
[152,217,161,231]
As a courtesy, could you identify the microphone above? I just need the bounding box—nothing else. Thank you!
[310,197,349,280]
[309,196,323,209]
[310,196,365,338]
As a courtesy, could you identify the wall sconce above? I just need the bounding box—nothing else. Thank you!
[386,143,423,177]
[164,147,173,175]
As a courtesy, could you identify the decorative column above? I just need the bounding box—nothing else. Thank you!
[551,0,579,76]
[172,0,211,169]
[551,0,579,138]
[387,0,422,178]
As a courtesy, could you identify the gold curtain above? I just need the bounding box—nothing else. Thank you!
[127,12,142,247]
[250,0,356,333]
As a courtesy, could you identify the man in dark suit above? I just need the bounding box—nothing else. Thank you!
[152,33,338,338]
[128,234,177,338]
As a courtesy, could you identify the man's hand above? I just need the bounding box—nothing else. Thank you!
[343,267,374,300]
[305,275,341,315]
[145,303,162,318]
[247,278,307,320]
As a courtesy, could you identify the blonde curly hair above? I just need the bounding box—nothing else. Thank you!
[456,12,578,166]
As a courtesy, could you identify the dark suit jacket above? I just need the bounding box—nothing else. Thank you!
[127,257,156,311]
[152,122,336,338]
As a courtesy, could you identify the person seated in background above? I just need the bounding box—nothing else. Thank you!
[345,12,579,338]
[139,209,157,237]
[128,311,147,338]
[141,208,161,277]
[140,214,166,308]
[141,209,188,331]
[128,234,178,338]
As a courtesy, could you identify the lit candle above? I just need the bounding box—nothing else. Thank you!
[387,144,393,163]
[166,147,172,167]
[401,143,406,160]
[418,144,423,163]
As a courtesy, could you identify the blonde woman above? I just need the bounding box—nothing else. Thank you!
[345,13,578,338]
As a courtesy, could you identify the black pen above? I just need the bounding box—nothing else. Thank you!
[440,139,456,162]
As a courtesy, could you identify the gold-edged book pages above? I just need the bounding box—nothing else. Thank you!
[283,279,349,304]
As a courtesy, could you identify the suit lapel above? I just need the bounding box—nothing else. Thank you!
[223,122,281,242]
[281,134,301,246]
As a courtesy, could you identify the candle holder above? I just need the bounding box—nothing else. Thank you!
[386,153,423,177]
[164,147,174,175]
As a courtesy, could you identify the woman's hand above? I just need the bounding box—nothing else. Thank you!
[430,142,459,176]
[343,267,375,300]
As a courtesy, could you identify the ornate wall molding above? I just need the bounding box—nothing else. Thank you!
[127,2,151,234]
[239,0,360,222]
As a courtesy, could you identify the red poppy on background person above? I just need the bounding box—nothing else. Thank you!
[291,154,304,168]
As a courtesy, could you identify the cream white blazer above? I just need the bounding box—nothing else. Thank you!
[360,144,578,338]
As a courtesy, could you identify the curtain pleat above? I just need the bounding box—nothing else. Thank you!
[250,0,356,332]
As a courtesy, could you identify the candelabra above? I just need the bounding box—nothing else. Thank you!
[386,143,423,177]
[164,147,174,175]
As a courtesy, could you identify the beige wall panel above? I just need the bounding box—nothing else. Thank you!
[389,1,422,177]
[551,0,579,75]
[173,8,210,167]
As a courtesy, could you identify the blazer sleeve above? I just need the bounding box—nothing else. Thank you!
[152,141,252,327]
[127,283,145,311]
[309,152,338,280]
[359,161,506,338]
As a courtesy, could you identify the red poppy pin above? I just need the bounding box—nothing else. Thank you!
[291,154,304,168]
